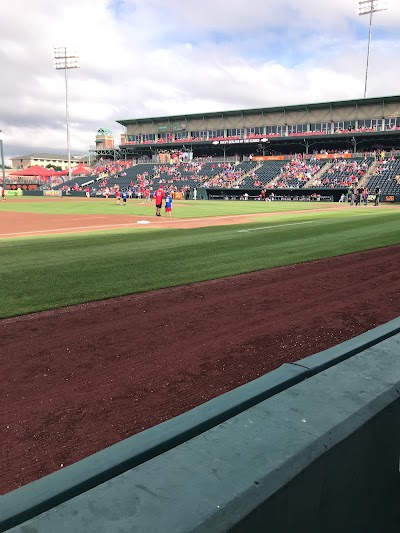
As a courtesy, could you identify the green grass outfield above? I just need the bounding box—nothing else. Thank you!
[1,199,399,318]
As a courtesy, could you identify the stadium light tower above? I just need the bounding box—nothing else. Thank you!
[53,47,80,182]
[0,130,6,197]
[358,0,388,99]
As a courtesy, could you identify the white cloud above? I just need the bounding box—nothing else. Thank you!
[0,0,399,162]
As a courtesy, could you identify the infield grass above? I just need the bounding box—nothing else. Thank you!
[1,203,399,318]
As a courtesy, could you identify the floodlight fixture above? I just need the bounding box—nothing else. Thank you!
[53,47,80,182]
[358,0,387,15]
[358,0,388,98]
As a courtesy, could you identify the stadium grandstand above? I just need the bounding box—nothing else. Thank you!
[93,95,400,162]
[49,95,400,201]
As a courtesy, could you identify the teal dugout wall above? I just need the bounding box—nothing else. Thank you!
[2,318,400,532]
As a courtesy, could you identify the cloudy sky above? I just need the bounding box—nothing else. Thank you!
[0,0,398,163]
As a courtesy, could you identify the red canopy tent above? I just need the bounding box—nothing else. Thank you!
[9,166,54,177]
[71,164,90,176]
[54,165,90,177]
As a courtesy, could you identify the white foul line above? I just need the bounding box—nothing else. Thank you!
[0,223,146,237]
[237,221,314,233]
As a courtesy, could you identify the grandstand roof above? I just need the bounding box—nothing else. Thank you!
[117,94,400,126]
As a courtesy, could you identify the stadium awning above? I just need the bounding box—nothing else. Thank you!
[9,165,54,177]
[71,164,90,176]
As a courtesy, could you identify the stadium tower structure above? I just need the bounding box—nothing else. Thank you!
[92,95,400,162]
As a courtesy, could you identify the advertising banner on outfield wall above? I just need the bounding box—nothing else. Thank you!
[43,190,62,197]
[7,183,39,190]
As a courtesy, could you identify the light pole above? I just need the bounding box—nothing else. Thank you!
[53,47,80,182]
[0,130,6,198]
[358,0,388,99]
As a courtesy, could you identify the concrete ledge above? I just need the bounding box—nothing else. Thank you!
[2,317,400,532]
[7,332,400,532]
[294,316,400,375]
[0,363,307,532]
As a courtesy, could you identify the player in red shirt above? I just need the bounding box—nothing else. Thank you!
[155,186,164,216]
[115,189,121,205]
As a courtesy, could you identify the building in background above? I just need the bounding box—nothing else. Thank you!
[10,153,89,170]
[95,128,114,149]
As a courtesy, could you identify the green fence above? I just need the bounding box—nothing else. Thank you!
[1,318,400,532]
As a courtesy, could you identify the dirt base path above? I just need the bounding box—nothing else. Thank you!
[1,203,397,237]
[1,245,400,493]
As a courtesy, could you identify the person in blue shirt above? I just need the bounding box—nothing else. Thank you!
[122,190,128,205]
[165,192,173,217]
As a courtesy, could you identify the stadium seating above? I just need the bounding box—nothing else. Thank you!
[51,175,93,191]
[46,156,400,196]
[241,161,287,188]
[311,158,374,189]
[270,160,326,189]
[151,161,250,190]
[104,163,157,191]
[366,157,400,195]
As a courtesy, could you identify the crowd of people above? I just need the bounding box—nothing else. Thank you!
[267,159,322,189]
[313,159,369,188]
[52,149,400,199]
[151,161,246,189]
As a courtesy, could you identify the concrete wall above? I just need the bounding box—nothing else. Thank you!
[2,320,400,533]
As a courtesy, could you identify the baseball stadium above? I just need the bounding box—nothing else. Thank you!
[1,94,400,532]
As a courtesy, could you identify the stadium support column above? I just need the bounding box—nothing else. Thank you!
[53,47,80,182]
[0,131,5,194]
[358,0,388,98]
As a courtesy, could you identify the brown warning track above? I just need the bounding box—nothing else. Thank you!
[1,245,400,494]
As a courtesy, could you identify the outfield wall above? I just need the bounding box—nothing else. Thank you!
[207,188,340,201]
[208,188,400,203]
[13,189,400,202]
[1,318,400,533]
